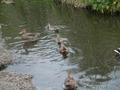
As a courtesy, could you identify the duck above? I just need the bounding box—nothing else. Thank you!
[64,70,77,90]
[46,23,59,33]
[56,34,62,47]
[56,34,70,47]
[19,29,40,54]
[1,0,15,4]
[59,42,69,58]
[19,29,40,42]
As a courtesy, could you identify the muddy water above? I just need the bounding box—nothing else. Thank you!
[0,0,120,90]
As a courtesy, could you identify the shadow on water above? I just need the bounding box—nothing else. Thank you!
[0,0,120,90]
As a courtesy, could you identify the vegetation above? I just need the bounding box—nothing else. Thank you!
[58,0,120,13]
[88,0,120,13]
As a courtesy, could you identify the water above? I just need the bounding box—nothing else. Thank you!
[0,0,120,90]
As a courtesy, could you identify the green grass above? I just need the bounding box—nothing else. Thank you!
[87,0,120,13]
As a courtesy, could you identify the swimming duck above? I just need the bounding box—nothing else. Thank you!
[56,34,62,47]
[56,34,70,47]
[64,70,77,90]
[59,42,69,58]
[19,29,40,54]
[1,0,15,4]
[19,29,40,42]
[46,23,59,33]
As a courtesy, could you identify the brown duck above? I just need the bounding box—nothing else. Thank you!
[56,34,70,47]
[19,29,40,42]
[59,42,68,58]
[19,29,40,54]
[64,71,77,90]
[46,23,59,33]
[56,34,62,47]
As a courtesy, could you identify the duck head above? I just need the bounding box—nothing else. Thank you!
[58,41,61,47]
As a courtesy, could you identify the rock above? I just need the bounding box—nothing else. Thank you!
[0,71,36,90]
[0,47,12,69]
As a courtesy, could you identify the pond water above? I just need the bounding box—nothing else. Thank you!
[0,0,120,90]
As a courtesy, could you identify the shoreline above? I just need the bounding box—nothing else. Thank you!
[54,0,120,15]
[0,46,36,90]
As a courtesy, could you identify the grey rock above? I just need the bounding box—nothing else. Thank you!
[0,71,36,90]
[0,47,12,69]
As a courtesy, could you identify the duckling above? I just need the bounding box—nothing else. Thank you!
[19,29,40,42]
[59,42,69,58]
[46,23,59,33]
[64,70,77,90]
[1,0,15,4]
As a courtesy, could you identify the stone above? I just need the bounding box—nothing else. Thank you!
[0,71,36,90]
[0,47,12,69]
